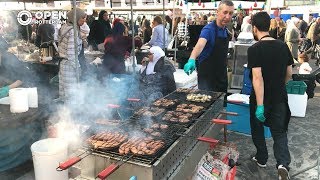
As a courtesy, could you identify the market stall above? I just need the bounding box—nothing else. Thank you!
[55,88,226,180]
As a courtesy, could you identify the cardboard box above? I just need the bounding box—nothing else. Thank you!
[227,103,271,138]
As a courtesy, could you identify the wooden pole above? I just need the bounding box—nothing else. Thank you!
[72,0,79,83]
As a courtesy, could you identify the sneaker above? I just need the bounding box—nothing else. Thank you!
[278,165,290,180]
[251,156,267,168]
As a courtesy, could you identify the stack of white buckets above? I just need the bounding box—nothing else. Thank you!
[8,88,69,179]
[8,87,38,112]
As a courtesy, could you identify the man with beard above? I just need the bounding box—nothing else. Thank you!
[248,12,293,180]
[183,0,234,100]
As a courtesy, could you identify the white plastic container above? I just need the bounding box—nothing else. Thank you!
[31,138,69,180]
[9,88,29,113]
[27,87,38,108]
[288,92,308,117]
[174,69,198,88]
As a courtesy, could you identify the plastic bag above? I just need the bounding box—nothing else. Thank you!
[193,152,230,180]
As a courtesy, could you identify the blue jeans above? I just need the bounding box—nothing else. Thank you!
[250,103,291,170]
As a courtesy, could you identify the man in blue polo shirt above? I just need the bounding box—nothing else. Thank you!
[184,0,234,95]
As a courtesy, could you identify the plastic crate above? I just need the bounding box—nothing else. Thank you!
[286,80,307,95]
[226,103,271,138]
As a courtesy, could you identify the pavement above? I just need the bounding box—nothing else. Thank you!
[227,61,320,180]
[1,65,319,180]
[223,83,320,180]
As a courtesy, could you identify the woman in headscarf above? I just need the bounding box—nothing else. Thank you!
[88,10,111,50]
[137,46,176,104]
[58,8,86,102]
[285,17,302,60]
[241,16,252,33]
[102,22,142,75]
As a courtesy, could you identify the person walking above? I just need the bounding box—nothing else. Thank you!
[183,0,234,96]
[145,16,170,49]
[285,17,302,60]
[248,12,293,180]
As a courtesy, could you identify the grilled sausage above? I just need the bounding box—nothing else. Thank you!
[131,146,138,154]
[160,124,168,129]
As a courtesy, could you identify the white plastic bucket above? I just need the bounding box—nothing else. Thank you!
[31,138,68,180]
[9,88,29,113]
[27,87,38,108]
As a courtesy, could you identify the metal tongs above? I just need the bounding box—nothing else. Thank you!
[106,98,140,120]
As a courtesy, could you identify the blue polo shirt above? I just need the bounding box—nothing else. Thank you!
[198,22,228,63]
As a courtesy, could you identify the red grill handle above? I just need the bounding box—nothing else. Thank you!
[127,98,140,102]
[97,163,120,180]
[197,137,219,144]
[57,157,81,171]
[106,104,120,108]
[212,119,232,125]
[198,137,219,149]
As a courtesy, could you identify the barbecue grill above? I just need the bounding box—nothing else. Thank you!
[69,90,225,180]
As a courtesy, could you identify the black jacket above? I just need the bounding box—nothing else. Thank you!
[88,11,111,46]
[141,57,176,96]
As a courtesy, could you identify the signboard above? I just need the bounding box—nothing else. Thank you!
[95,0,106,7]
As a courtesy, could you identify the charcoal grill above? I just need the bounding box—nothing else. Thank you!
[71,90,225,180]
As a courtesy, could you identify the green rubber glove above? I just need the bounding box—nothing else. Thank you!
[184,59,196,75]
[255,105,266,122]
[0,86,9,99]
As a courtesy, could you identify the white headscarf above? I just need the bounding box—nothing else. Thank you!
[146,46,165,75]
[241,16,252,32]
[287,17,299,30]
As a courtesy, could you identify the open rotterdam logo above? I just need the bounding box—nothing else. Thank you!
[17,10,67,25]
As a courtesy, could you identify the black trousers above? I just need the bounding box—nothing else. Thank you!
[250,103,291,170]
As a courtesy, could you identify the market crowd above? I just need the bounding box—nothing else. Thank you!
[0,1,319,179]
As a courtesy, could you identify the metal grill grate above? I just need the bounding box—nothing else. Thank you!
[81,90,223,166]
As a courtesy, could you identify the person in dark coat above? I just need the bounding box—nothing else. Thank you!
[139,46,176,102]
[127,46,176,108]
[297,16,308,38]
[88,10,111,50]
[143,19,152,43]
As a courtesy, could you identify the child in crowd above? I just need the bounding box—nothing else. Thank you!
[0,80,23,98]
[298,53,312,74]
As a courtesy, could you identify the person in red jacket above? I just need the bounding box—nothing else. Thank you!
[102,22,142,75]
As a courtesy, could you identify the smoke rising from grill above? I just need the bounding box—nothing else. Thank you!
[47,72,147,149]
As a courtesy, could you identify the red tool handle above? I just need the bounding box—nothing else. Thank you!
[197,137,219,144]
[127,98,140,102]
[212,119,232,125]
[97,163,120,180]
[57,157,81,170]
[198,137,219,149]
[106,104,120,108]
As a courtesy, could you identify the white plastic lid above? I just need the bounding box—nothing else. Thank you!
[31,138,68,156]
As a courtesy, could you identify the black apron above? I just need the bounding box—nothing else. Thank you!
[197,21,229,93]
